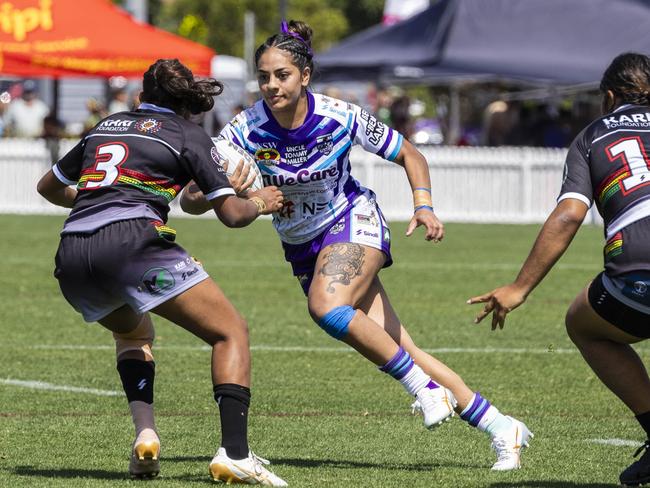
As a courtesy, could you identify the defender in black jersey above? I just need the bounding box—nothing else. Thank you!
[469,53,650,486]
[36,59,287,486]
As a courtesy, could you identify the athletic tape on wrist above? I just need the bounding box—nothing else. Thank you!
[248,196,266,214]
[414,205,434,213]
[413,188,433,210]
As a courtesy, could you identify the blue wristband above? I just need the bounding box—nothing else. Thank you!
[414,187,432,193]
[414,205,434,213]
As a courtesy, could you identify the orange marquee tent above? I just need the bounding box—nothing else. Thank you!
[0,0,215,78]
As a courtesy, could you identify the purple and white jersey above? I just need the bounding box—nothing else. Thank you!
[219,92,403,244]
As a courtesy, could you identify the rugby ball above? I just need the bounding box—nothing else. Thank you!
[212,137,263,194]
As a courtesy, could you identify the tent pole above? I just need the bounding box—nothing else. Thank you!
[447,83,460,145]
[52,78,59,120]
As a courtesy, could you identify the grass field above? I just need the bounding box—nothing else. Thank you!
[0,214,646,487]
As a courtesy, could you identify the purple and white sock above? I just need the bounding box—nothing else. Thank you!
[460,392,511,436]
[379,347,439,396]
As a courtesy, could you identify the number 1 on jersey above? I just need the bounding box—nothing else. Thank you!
[606,136,650,194]
[85,142,129,189]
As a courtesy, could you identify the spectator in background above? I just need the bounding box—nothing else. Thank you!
[82,98,107,137]
[481,100,512,146]
[542,106,573,148]
[42,112,65,163]
[0,95,9,137]
[3,80,50,138]
[390,95,414,140]
[129,88,141,110]
[107,87,130,115]
[375,87,394,126]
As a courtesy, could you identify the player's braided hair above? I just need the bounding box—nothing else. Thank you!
[255,20,314,75]
[600,52,650,106]
[140,59,223,117]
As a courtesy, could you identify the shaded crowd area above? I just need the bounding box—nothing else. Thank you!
[0,76,602,150]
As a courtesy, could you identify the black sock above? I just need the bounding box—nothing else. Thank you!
[213,383,250,460]
[117,359,155,404]
[636,411,650,439]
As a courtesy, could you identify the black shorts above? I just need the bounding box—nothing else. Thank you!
[54,218,209,322]
[588,271,650,338]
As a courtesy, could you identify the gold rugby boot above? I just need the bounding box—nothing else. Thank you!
[129,438,160,479]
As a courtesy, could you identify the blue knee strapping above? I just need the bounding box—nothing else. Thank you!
[318,305,355,339]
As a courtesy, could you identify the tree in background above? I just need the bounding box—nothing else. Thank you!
[151,0,384,57]
[334,0,385,35]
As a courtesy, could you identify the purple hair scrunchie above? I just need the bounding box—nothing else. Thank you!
[280,20,313,57]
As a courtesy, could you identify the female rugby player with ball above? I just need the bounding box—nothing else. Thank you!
[182,20,531,471]
[37,58,287,486]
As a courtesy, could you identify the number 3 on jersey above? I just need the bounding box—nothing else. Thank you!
[606,136,650,194]
[85,142,129,189]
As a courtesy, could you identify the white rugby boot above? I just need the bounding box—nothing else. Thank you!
[412,387,457,429]
[490,416,533,471]
[129,431,161,479]
[209,447,288,486]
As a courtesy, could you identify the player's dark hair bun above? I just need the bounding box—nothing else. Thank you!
[255,19,314,76]
[141,59,223,117]
[600,52,650,107]
[286,20,313,49]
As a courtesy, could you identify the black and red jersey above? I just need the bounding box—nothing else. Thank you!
[53,104,233,233]
[560,103,650,274]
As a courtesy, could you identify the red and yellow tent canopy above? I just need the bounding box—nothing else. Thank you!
[0,0,214,78]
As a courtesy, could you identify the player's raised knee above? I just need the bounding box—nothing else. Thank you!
[312,304,356,340]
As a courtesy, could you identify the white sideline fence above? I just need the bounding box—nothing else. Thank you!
[0,138,601,224]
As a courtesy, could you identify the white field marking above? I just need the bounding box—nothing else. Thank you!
[28,344,579,354]
[0,378,124,397]
[586,438,641,447]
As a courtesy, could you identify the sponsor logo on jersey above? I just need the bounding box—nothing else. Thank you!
[328,221,345,235]
[97,119,134,132]
[356,212,378,226]
[135,118,162,134]
[174,257,193,271]
[302,201,330,215]
[141,267,175,295]
[181,267,200,281]
[278,200,295,218]
[322,97,348,118]
[356,229,379,238]
[356,214,371,224]
[602,112,650,129]
[359,109,385,146]
[316,134,333,155]
[383,228,390,243]
[262,167,339,187]
[256,148,281,165]
[634,281,648,295]
[210,146,221,164]
[245,116,261,127]
[284,144,309,165]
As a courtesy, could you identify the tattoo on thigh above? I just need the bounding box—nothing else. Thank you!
[318,243,365,293]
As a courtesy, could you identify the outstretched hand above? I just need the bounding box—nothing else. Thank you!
[405,209,444,242]
[467,284,527,330]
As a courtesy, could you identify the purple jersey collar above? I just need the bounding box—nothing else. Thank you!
[262,91,315,139]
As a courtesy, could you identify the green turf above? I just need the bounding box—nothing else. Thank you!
[0,214,645,487]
